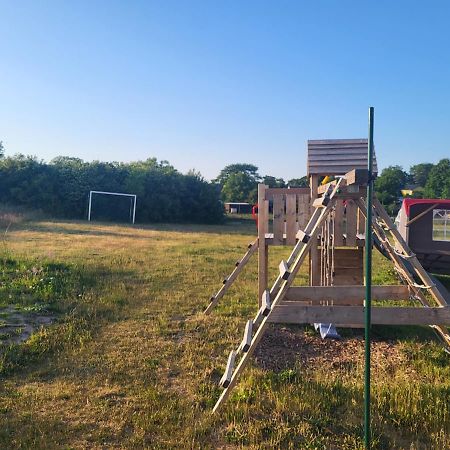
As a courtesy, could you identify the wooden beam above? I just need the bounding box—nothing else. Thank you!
[312,196,330,208]
[406,203,439,226]
[283,285,410,303]
[345,199,357,246]
[345,168,369,186]
[268,305,450,325]
[258,184,269,306]
[265,187,310,199]
[204,239,258,314]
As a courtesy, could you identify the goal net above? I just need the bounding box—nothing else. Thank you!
[87,191,137,224]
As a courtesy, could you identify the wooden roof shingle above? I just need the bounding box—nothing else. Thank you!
[307,139,378,176]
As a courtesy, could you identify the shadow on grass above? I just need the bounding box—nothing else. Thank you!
[0,255,133,377]
[14,216,257,239]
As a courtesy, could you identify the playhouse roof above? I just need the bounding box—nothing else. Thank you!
[307,139,378,176]
[402,198,450,216]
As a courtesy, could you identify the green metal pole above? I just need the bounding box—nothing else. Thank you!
[364,107,375,448]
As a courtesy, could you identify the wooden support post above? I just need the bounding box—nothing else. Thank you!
[310,174,320,286]
[258,184,269,306]
[334,200,345,246]
[345,199,357,247]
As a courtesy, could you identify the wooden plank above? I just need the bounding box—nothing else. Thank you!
[258,184,269,305]
[240,320,253,353]
[345,199,357,246]
[204,239,258,314]
[219,350,236,388]
[310,155,370,162]
[313,196,329,208]
[265,187,309,198]
[297,194,310,229]
[296,229,310,243]
[308,139,367,145]
[272,194,284,245]
[279,260,290,280]
[334,200,345,246]
[345,168,369,186]
[268,305,450,325]
[285,194,297,245]
[357,208,365,242]
[285,280,385,305]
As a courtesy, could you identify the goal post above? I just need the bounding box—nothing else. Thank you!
[87,190,137,224]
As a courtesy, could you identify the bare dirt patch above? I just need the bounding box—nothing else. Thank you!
[0,306,54,346]
[254,325,407,376]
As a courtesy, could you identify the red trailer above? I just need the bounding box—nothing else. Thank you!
[396,198,450,274]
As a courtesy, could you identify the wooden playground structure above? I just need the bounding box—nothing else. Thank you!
[205,139,450,413]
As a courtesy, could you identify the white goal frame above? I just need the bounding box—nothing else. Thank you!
[87,190,137,224]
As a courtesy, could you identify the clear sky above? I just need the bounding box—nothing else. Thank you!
[1,1,449,181]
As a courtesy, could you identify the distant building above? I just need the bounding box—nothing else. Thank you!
[224,202,253,214]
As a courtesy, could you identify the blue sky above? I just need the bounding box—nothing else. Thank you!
[1,1,449,181]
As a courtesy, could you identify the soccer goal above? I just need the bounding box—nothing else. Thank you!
[87,191,137,224]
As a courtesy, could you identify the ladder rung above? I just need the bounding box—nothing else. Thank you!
[313,196,330,208]
[279,260,291,280]
[219,350,236,388]
[261,290,271,316]
[240,320,253,352]
[296,229,310,243]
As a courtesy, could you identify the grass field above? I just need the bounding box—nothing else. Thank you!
[0,215,449,449]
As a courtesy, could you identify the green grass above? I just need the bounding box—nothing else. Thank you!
[0,216,449,449]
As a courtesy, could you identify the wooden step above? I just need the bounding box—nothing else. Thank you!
[219,350,236,388]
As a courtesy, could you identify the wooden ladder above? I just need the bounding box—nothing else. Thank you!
[355,197,450,350]
[204,239,258,314]
[212,179,343,412]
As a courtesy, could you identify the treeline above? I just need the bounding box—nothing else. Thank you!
[0,154,223,224]
[375,160,450,214]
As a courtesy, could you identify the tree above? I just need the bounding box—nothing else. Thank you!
[262,175,285,188]
[215,163,260,204]
[375,165,408,215]
[221,172,257,203]
[288,176,309,188]
[424,159,450,199]
[0,141,4,158]
[409,163,434,186]
[215,163,260,185]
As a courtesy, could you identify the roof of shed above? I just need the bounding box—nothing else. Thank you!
[307,139,378,176]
